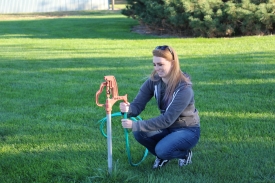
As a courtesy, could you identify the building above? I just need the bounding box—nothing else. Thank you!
[0,0,109,14]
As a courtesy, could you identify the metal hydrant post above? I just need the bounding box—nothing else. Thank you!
[95,76,127,174]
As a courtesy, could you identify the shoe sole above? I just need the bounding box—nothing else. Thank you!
[158,160,169,167]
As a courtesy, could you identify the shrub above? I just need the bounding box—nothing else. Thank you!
[122,0,275,37]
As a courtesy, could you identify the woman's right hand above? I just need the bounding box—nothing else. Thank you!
[120,102,130,113]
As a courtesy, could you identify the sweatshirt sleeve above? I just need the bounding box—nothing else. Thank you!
[132,85,193,132]
[127,79,154,118]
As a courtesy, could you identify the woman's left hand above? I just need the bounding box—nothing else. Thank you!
[121,119,133,129]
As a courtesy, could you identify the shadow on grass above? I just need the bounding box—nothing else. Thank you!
[0,12,154,40]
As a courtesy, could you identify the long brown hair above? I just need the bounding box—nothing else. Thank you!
[151,45,191,102]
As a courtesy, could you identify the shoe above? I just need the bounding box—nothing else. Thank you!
[152,156,169,169]
[178,150,192,167]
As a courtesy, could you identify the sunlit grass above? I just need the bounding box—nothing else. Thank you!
[0,11,275,183]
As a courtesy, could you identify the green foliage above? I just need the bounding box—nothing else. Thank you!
[122,0,275,37]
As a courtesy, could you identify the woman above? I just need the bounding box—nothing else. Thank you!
[120,45,200,169]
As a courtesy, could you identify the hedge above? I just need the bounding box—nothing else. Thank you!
[122,0,275,37]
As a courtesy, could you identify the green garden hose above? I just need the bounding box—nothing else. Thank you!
[98,112,148,166]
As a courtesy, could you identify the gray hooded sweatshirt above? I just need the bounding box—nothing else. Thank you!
[127,76,200,132]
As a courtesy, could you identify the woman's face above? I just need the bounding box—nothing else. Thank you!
[153,56,173,80]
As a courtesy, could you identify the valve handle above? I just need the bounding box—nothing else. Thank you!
[95,75,128,114]
[95,81,107,107]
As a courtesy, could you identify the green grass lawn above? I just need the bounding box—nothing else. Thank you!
[0,10,275,183]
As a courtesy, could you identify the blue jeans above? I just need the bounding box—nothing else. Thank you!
[133,127,200,160]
